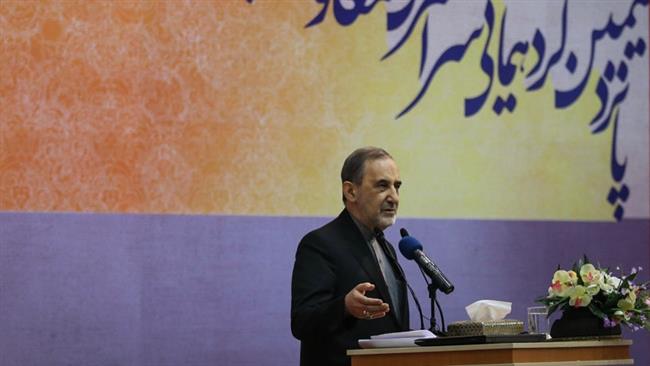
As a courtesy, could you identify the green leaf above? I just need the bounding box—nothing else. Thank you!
[626,272,638,282]
[573,258,582,274]
[588,304,607,319]
[535,295,549,303]
[604,293,621,308]
[628,317,643,326]
[547,297,569,316]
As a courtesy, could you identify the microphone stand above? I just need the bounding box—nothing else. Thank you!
[428,283,439,333]
[428,284,447,336]
[421,270,447,337]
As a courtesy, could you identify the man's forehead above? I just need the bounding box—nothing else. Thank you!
[363,158,400,180]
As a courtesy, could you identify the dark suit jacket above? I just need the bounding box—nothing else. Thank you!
[291,209,410,366]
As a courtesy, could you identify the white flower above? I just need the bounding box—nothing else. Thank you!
[601,274,622,294]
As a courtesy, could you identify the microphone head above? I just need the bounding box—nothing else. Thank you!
[399,228,409,238]
[398,236,423,260]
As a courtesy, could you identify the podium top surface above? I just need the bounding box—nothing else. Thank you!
[347,338,633,356]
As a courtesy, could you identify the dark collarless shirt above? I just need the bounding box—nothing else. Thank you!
[349,217,402,319]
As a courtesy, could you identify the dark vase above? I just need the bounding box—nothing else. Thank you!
[550,307,621,338]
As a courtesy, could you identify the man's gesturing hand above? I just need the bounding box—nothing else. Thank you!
[344,282,390,320]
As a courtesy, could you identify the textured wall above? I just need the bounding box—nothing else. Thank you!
[2,213,649,366]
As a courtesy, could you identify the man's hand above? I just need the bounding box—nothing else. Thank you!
[344,282,390,320]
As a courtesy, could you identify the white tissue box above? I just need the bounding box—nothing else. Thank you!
[447,319,524,337]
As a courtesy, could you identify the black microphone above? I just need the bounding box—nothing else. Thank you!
[398,229,454,294]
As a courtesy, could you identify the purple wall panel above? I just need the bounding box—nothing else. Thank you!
[1,212,648,366]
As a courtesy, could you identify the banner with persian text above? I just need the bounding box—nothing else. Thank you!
[1,0,647,221]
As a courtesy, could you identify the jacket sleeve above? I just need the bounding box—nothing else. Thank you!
[290,233,357,341]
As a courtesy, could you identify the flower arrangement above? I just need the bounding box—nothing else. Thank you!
[538,256,650,331]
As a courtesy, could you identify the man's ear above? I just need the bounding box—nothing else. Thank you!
[342,181,357,202]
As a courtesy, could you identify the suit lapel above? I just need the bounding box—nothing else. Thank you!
[337,210,403,327]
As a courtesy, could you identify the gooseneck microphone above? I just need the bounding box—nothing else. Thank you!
[398,229,454,294]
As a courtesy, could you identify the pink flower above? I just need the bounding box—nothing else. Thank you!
[548,270,577,297]
[580,264,603,286]
[569,285,592,307]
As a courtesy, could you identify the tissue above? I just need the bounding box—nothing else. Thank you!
[465,300,511,322]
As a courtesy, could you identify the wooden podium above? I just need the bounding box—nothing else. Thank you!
[348,339,633,366]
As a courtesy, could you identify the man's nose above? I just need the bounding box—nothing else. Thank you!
[387,186,399,203]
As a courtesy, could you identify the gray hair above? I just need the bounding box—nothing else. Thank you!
[340,147,393,202]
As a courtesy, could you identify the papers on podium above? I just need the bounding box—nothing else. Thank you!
[358,329,435,348]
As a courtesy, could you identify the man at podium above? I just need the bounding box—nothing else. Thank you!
[291,147,410,366]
